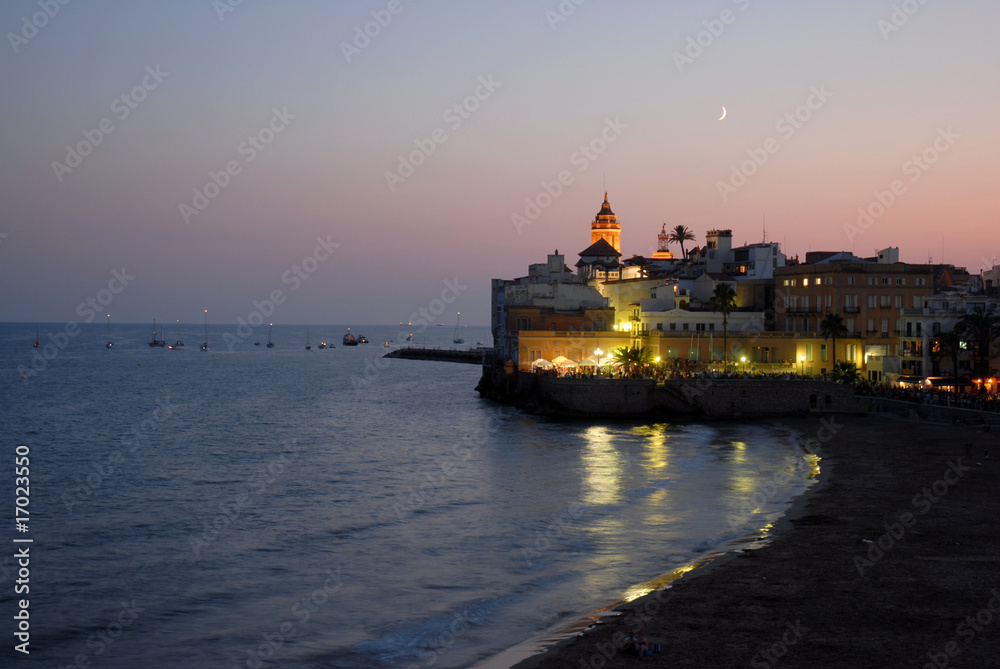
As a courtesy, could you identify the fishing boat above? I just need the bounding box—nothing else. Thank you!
[318,341,327,349]
[305,328,312,351]
[105,315,115,348]
[169,320,184,349]
[406,333,413,341]
[200,310,209,351]
[148,319,167,347]
[343,328,358,346]
[33,326,40,348]
[266,323,275,348]
[359,333,369,344]
[453,312,465,344]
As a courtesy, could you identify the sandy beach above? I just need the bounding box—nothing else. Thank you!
[509,414,1000,668]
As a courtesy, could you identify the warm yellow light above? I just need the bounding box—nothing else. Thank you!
[740,356,746,363]
[655,357,661,363]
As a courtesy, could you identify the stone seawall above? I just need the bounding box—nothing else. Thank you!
[864,397,999,424]
[384,347,482,364]
[498,373,861,419]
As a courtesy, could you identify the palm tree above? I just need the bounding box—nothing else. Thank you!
[612,344,654,376]
[668,225,696,261]
[958,307,999,379]
[934,328,965,390]
[820,312,848,364]
[708,283,737,370]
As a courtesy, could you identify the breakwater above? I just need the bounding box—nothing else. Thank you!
[384,347,482,364]
[476,370,862,419]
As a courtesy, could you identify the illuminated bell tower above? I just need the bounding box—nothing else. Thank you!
[590,192,621,254]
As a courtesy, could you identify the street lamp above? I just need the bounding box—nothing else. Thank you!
[595,348,603,376]
[799,355,805,376]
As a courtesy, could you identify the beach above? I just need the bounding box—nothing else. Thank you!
[511,414,1000,668]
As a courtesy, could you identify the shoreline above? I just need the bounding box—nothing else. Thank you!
[486,415,999,668]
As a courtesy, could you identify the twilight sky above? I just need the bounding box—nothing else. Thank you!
[2,0,998,326]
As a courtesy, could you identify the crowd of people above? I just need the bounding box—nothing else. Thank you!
[856,381,1000,413]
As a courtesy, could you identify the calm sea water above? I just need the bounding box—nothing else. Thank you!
[1,322,817,668]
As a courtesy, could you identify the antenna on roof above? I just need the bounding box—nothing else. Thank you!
[603,172,606,193]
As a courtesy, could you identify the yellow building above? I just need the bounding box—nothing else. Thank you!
[590,192,621,254]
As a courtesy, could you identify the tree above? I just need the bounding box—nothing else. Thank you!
[934,328,965,392]
[708,283,737,370]
[668,225,696,261]
[612,344,653,376]
[820,312,848,364]
[958,306,999,379]
[833,361,859,383]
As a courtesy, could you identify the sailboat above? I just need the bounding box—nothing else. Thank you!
[33,326,40,348]
[169,320,184,349]
[200,310,209,351]
[266,323,275,348]
[305,328,312,351]
[105,315,115,348]
[453,312,465,344]
[148,318,167,347]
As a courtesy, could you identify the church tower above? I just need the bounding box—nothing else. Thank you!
[590,192,621,254]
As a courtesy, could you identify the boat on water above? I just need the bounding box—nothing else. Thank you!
[359,333,369,344]
[406,333,413,341]
[318,341,327,349]
[343,328,358,346]
[148,319,167,347]
[266,323,275,348]
[106,315,115,348]
[453,312,465,344]
[169,320,184,349]
[200,310,209,351]
[33,326,40,348]
[305,328,312,351]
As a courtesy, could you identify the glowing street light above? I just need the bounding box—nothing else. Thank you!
[799,355,805,376]
[595,348,604,376]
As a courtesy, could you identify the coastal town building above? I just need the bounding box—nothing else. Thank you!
[491,251,613,368]
[590,192,621,254]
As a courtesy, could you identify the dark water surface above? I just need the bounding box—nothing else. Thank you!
[1,323,816,668]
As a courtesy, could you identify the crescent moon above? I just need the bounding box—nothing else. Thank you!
[718,106,727,121]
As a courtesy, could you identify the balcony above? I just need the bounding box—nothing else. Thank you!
[844,306,861,314]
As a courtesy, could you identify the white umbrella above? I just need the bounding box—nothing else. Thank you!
[578,357,598,367]
[531,358,553,369]
[552,356,578,369]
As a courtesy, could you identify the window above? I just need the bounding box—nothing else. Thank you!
[880,295,890,308]
[906,322,912,337]
[867,318,875,332]
[881,278,891,285]
[803,278,810,286]
[516,316,532,330]
[868,295,877,308]
[932,322,940,334]
[845,295,858,309]
[868,277,876,285]
[847,276,855,285]
[709,323,716,331]
[802,296,810,310]
[916,277,927,286]
[916,322,922,336]
[846,318,855,333]
[896,278,906,285]
[806,344,813,362]
[821,344,828,362]
[669,323,676,331]
[894,295,902,308]
[682,323,689,331]
[846,343,857,361]
[783,279,791,286]
[825,295,832,308]
[788,295,798,310]
[881,319,889,336]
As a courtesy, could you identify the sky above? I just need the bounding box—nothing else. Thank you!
[2,0,998,327]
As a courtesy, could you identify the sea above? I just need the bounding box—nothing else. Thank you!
[0,321,819,668]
